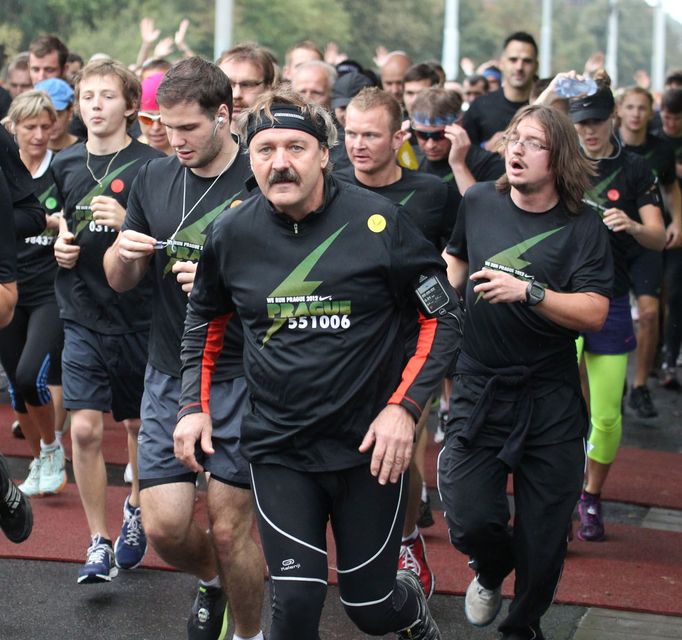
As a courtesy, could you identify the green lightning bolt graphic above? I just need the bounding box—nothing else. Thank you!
[163,192,243,275]
[73,160,139,235]
[584,167,622,211]
[476,227,565,302]
[400,190,416,207]
[261,223,348,348]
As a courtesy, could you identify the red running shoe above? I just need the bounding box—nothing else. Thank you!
[398,531,435,599]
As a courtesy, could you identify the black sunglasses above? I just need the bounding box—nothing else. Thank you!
[414,129,446,142]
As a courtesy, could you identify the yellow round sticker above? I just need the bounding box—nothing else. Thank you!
[230,199,243,208]
[367,214,386,233]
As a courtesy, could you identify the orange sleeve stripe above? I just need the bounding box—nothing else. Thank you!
[388,313,438,409]
[200,313,232,412]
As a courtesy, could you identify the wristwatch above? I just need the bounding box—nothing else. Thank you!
[525,279,545,306]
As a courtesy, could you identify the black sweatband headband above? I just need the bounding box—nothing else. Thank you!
[246,104,327,147]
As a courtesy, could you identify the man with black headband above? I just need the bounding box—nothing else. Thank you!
[176,90,463,640]
[104,58,265,640]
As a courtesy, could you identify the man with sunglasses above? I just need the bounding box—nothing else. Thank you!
[104,57,265,640]
[412,88,504,198]
[138,72,173,156]
[440,105,613,640]
[337,87,457,601]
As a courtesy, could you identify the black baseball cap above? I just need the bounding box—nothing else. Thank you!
[331,71,376,110]
[569,87,615,123]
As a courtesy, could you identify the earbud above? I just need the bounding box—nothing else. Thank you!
[217,116,225,125]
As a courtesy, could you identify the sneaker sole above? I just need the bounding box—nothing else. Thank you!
[39,474,68,496]
[77,567,119,584]
[465,598,503,627]
[113,536,147,570]
[576,530,605,542]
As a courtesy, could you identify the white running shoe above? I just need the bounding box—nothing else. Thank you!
[464,574,502,627]
[18,459,42,497]
[39,446,67,495]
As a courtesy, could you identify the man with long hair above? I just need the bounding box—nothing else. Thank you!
[440,104,613,640]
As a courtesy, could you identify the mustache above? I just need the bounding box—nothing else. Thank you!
[268,168,300,185]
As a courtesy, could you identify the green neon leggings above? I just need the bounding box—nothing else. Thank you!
[576,337,628,465]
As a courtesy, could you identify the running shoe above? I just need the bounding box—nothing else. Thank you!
[187,583,228,640]
[114,496,147,569]
[18,458,42,497]
[78,534,118,584]
[464,574,502,627]
[0,453,33,543]
[11,420,24,439]
[577,491,605,542]
[38,445,67,495]
[434,411,447,444]
[659,365,680,391]
[417,494,435,529]
[628,385,658,418]
[398,531,435,599]
[395,569,441,639]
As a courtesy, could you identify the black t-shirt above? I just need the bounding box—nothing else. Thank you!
[0,127,46,240]
[0,169,17,283]
[447,182,613,368]
[335,166,456,250]
[123,152,252,379]
[655,130,682,192]
[583,144,661,296]
[52,138,163,334]
[620,132,676,224]
[0,87,11,120]
[181,176,460,470]
[462,89,527,146]
[17,154,62,307]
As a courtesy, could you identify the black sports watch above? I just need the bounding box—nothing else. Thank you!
[525,279,545,306]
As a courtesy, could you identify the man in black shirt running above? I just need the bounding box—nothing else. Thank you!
[104,57,265,640]
[441,105,613,640]
[337,86,457,600]
[176,90,463,640]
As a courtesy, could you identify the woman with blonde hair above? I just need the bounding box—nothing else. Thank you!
[3,90,66,497]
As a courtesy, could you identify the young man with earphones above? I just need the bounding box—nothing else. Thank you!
[104,57,265,640]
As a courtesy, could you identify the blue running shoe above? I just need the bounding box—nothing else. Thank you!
[114,496,147,569]
[78,534,118,584]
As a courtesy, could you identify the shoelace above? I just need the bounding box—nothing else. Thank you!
[123,511,142,546]
[195,587,218,621]
[27,460,41,482]
[86,542,111,566]
[475,582,497,602]
[399,543,421,574]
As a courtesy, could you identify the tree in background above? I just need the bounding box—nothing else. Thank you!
[1,0,681,86]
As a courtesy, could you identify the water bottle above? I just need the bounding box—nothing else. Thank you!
[554,76,598,98]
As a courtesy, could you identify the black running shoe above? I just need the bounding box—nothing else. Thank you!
[628,385,658,418]
[396,569,441,639]
[187,583,228,640]
[0,453,33,543]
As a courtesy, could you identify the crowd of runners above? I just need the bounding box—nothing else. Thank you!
[0,19,681,640]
